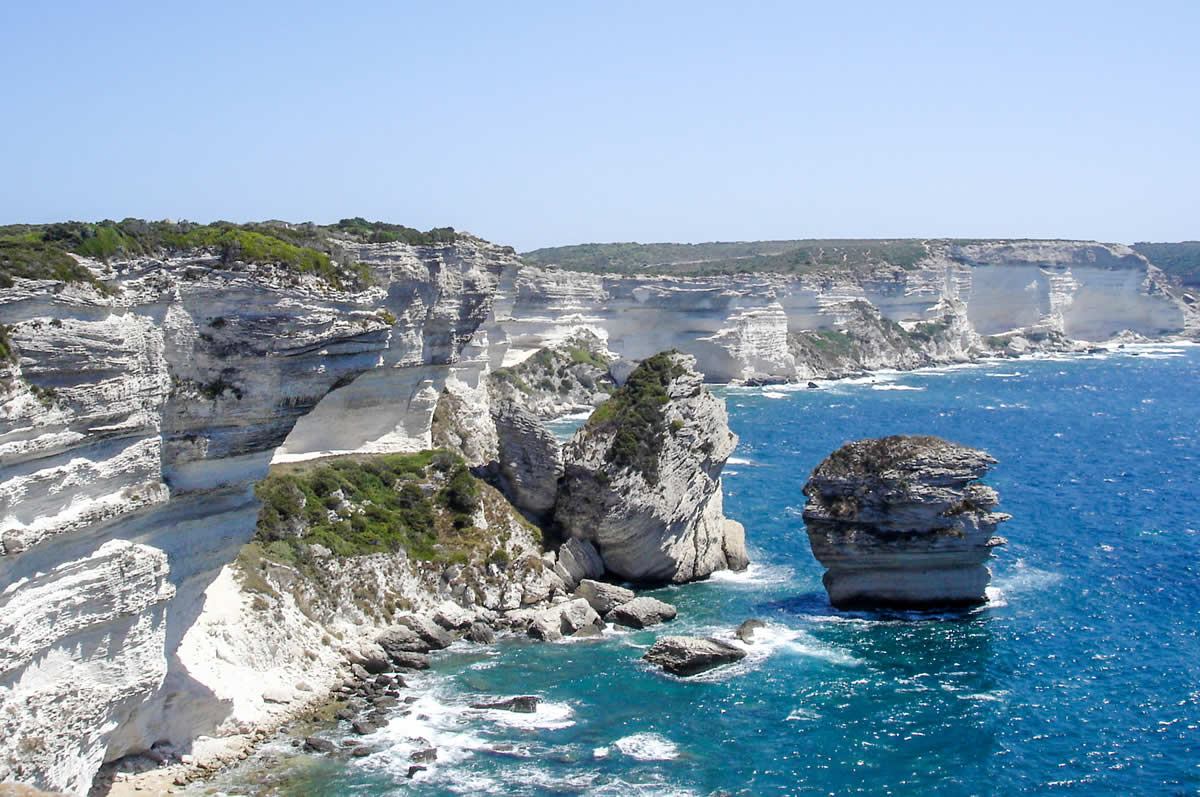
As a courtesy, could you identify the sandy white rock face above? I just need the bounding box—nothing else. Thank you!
[555,353,747,584]
[802,435,1010,609]
[0,238,517,792]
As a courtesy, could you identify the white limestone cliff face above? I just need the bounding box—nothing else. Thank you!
[0,237,517,793]
[554,353,747,583]
[504,241,1188,382]
[802,435,1010,609]
[175,477,554,744]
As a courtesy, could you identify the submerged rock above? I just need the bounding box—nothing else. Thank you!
[642,636,747,676]
[802,435,1010,609]
[555,352,749,584]
[606,597,678,629]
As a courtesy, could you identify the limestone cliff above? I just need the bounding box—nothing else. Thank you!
[0,235,517,794]
[801,435,1009,609]
[508,240,1191,382]
[554,352,747,583]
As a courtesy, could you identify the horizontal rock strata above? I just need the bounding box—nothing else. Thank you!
[802,435,1009,609]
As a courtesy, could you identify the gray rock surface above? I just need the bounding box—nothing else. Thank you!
[395,615,453,651]
[642,636,747,676]
[489,395,563,519]
[802,435,1010,609]
[553,538,605,590]
[606,597,678,629]
[527,598,603,641]
[467,621,495,644]
[554,352,749,584]
[573,579,635,615]
[376,625,432,656]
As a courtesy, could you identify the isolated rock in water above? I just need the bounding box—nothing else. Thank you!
[555,352,749,584]
[574,579,635,615]
[802,435,1010,609]
[735,619,766,642]
[554,538,605,590]
[643,636,747,676]
[470,695,539,713]
[606,597,678,629]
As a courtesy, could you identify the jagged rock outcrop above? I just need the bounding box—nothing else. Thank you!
[554,352,748,583]
[487,397,562,520]
[789,298,978,379]
[801,435,1010,609]
[0,236,518,793]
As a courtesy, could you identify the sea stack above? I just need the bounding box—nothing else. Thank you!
[554,351,749,583]
[802,435,1009,609]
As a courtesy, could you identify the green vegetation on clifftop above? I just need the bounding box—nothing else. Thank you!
[0,216,462,290]
[523,239,930,276]
[254,450,497,564]
[584,351,688,484]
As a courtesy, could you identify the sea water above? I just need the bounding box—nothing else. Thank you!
[216,345,1200,795]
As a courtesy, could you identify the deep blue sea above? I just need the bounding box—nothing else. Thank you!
[222,344,1200,796]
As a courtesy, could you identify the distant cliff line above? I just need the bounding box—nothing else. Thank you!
[522,238,1200,288]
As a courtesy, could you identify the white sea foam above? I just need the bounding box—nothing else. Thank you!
[726,456,754,465]
[614,732,680,761]
[763,390,788,399]
[870,384,924,391]
[705,560,795,586]
[473,699,576,730]
[786,707,823,722]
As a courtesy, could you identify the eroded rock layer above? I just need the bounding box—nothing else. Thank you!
[802,435,1009,609]
[555,352,747,583]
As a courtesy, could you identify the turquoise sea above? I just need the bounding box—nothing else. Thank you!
[223,344,1200,796]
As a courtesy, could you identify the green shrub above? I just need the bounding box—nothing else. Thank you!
[584,351,688,484]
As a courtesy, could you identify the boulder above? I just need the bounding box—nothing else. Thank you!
[351,720,377,736]
[553,537,605,590]
[395,614,453,650]
[470,695,539,713]
[347,641,392,674]
[467,621,495,644]
[527,598,603,641]
[606,597,678,629]
[303,737,337,755]
[433,602,476,631]
[377,625,432,656]
[555,352,748,584]
[802,435,1010,609]
[643,636,747,676]
[574,579,635,615]
[388,652,431,671]
[262,687,292,704]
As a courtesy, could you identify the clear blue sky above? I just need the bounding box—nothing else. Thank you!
[2,1,1196,250]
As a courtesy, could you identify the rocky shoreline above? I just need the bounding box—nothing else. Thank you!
[82,335,1192,795]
